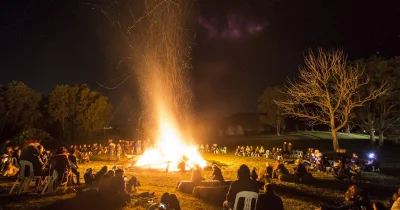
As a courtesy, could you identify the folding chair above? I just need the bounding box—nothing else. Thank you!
[9,160,41,194]
[233,191,258,210]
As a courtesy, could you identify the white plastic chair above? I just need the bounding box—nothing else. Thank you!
[233,191,258,210]
[264,150,269,158]
[298,151,303,159]
[41,170,59,195]
[9,160,42,194]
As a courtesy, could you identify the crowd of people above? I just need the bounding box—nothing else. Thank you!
[198,144,227,154]
[0,138,395,210]
[66,139,152,162]
[234,142,303,159]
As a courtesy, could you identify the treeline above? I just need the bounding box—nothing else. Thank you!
[0,82,112,145]
[258,51,400,149]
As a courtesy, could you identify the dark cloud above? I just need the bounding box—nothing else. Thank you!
[197,1,267,40]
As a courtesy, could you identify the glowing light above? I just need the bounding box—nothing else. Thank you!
[131,0,205,172]
[135,111,206,171]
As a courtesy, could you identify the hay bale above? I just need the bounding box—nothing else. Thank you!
[177,181,196,193]
[278,174,297,182]
[192,186,228,203]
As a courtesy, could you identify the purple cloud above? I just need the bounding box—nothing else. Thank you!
[197,11,267,40]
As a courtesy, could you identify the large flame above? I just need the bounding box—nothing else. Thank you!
[134,108,206,171]
[132,0,204,172]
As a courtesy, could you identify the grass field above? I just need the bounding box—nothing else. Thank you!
[1,150,400,210]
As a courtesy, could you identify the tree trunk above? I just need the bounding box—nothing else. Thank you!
[276,119,281,136]
[369,126,375,145]
[378,132,384,146]
[346,124,350,135]
[331,129,340,151]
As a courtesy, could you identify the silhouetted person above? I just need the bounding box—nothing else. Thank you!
[211,164,224,183]
[191,165,204,183]
[223,164,259,210]
[256,184,284,210]
[50,147,71,185]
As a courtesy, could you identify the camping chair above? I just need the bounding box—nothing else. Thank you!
[264,150,269,158]
[9,160,42,194]
[298,151,303,159]
[232,191,258,210]
[41,170,59,195]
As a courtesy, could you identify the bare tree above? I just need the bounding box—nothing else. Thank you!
[258,85,286,135]
[354,56,400,145]
[275,48,389,150]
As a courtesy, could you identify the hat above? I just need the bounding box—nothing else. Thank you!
[56,147,68,155]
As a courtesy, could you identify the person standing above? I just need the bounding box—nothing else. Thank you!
[116,144,122,161]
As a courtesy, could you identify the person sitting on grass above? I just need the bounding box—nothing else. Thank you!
[264,162,273,183]
[126,176,141,193]
[319,185,372,210]
[101,169,130,205]
[256,184,283,210]
[294,160,307,182]
[84,168,95,185]
[168,194,181,210]
[191,165,204,184]
[251,167,264,189]
[93,166,108,187]
[223,164,259,210]
[148,192,170,210]
[211,164,224,183]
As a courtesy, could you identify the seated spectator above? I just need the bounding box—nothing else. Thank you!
[251,167,258,181]
[3,161,19,177]
[11,149,21,168]
[223,164,259,210]
[168,194,181,210]
[99,170,115,192]
[148,192,170,210]
[20,145,46,176]
[265,162,273,182]
[50,147,71,185]
[191,165,204,183]
[84,168,95,185]
[256,184,284,210]
[95,166,108,183]
[68,149,80,185]
[251,167,264,189]
[101,169,130,205]
[126,176,140,193]
[320,185,372,210]
[294,161,307,182]
[211,164,224,183]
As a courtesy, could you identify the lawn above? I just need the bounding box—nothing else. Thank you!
[1,152,399,210]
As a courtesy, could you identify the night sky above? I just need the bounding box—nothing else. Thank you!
[1,0,399,123]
